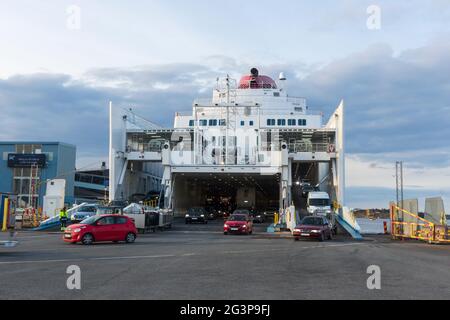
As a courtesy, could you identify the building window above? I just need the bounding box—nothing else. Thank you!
[189,120,195,127]
[240,121,245,126]
[277,119,286,126]
[249,121,254,126]
[209,119,218,126]
[298,119,307,126]
[266,119,275,126]
[13,166,41,208]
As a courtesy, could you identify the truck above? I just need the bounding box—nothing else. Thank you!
[307,192,332,217]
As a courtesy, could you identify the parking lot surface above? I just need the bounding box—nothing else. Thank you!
[0,220,449,300]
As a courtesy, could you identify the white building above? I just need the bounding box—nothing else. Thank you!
[109,68,345,217]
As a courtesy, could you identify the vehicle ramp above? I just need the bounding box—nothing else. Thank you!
[32,203,87,231]
[334,207,363,240]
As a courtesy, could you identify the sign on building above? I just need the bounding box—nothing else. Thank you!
[7,154,46,168]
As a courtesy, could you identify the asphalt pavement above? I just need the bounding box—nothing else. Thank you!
[0,219,449,300]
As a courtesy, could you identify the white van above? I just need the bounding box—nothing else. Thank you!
[307,192,332,217]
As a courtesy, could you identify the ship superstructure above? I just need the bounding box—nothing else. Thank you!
[109,68,345,216]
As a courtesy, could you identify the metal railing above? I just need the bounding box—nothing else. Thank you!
[288,143,334,153]
[390,204,450,244]
[193,95,307,107]
[126,144,163,153]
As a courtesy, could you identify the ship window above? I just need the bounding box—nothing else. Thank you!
[219,119,226,126]
[249,121,254,126]
[200,120,207,126]
[240,121,245,126]
[209,119,218,126]
[189,120,195,127]
[277,119,286,126]
[267,119,275,126]
[298,119,307,126]
[288,119,296,126]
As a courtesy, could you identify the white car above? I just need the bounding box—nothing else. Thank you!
[70,204,98,223]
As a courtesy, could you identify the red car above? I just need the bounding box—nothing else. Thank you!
[224,214,253,235]
[293,216,332,241]
[64,214,138,245]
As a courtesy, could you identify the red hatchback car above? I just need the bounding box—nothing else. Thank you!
[64,214,137,245]
[224,214,253,235]
[293,216,332,241]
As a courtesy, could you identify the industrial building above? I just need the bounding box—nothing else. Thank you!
[0,142,76,208]
[109,68,345,218]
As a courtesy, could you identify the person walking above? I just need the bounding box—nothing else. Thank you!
[59,206,68,231]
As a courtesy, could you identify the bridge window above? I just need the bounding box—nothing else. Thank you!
[267,119,275,126]
[199,119,208,126]
[209,119,218,126]
[298,119,307,126]
[288,119,296,126]
[249,120,254,126]
[277,119,286,126]
[240,121,245,126]
[189,120,195,127]
[219,119,226,126]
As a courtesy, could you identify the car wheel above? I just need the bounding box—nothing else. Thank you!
[249,230,253,235]
[319,233,325,242]
[328,232,333,240]
[81,233,94,245]
[125,232,136,243]
[224,232,228,235]
[294,237,300,241]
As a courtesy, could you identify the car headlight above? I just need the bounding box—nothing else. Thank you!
[185,214,190,217]
[311,230,321,233]
[201,214,205,217]
[294,229,301,233]
[73,228,81,233]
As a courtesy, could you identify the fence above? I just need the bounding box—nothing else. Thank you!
[390,204,450,244]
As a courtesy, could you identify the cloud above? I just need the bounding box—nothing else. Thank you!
[1,40,449,209]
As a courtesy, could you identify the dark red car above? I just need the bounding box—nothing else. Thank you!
[293,216,332,241]
[224,214,253,235]
[64,214,138,245]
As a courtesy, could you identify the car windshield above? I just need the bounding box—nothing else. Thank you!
[188,208,204,216]
[228,215,247,221]
[301,217,325,226]
[233,209,250,215]
[80,216,100,225]
[309,199,330,206]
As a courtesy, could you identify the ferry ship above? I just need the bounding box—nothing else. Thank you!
[109,68,345,219]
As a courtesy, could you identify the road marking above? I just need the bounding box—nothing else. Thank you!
[181,253,197,257]
[0,242,367,266]
[92,254,175,261]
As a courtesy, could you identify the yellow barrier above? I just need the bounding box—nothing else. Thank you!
[2,198,9,232]
[390,204,449,244]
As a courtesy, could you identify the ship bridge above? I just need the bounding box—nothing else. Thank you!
[109,68,345,219]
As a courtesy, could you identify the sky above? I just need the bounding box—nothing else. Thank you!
[1,0,450,209]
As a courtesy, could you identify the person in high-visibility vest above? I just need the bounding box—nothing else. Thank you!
[59,207,68,231]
